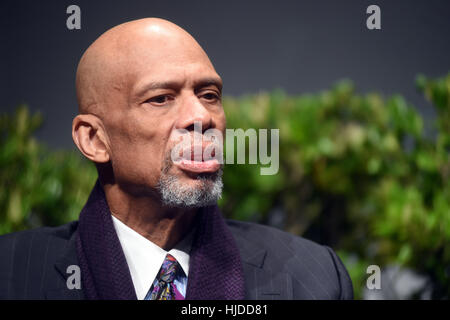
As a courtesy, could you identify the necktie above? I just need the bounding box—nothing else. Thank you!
[145,254,185,300]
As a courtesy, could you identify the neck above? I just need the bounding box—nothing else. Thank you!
[102,182,197,250]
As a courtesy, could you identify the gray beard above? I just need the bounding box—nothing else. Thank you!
[156,155,223,208]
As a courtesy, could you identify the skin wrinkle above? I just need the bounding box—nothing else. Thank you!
[72,18,226,250]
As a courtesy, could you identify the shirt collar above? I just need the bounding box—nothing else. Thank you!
[111,215,193,300]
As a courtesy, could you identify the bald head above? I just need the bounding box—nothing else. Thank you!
[75,18,214,116]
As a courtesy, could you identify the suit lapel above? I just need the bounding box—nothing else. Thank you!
[237,238,293,300]
[50,231,85,300]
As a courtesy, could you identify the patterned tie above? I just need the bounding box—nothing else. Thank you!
[145,254,185,300]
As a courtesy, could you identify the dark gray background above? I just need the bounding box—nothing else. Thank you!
[1,0,449,149]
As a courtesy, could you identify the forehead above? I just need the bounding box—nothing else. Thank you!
[120,35,220,91]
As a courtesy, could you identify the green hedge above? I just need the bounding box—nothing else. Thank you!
[1,73,449,299]
[221,74,450,299]
[0,106,97,233]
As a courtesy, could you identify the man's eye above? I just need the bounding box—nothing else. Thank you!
[202,92,220,102]
[146,95,173,105]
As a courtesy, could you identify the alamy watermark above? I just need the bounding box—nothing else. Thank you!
[366,5,381,30]
[66,265,81,290]
[66,5,81,30]
[169,121,279,175]
[366,265,381,290]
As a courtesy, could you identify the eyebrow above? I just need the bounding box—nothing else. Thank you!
[194,78,223,93]
[134,77,223,98]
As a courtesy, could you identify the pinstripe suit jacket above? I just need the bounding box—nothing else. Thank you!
[0,219,353,300]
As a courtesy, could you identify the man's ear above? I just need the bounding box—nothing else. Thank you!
[72,114,110,163]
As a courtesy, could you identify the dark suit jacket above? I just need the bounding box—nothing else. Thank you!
[0,219,353,300]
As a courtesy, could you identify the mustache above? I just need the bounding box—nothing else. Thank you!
[168,130,223,160]
[168,137,223,162]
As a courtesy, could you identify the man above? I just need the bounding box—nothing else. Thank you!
[0,18,353,300]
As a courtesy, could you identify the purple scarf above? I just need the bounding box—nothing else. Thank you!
[76,180,245,300]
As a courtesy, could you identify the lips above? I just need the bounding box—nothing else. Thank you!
[175,158,220,173]
[172,144,221,173]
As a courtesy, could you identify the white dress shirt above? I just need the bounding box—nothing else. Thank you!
[111,215,194,300]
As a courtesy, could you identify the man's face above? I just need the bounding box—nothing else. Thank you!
[101,29,226,206]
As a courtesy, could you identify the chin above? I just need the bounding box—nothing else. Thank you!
[157,167,223,209]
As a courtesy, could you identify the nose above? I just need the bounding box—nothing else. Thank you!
[174,93,213,133]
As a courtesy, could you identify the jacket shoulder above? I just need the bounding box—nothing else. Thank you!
[226,219,325,253]
[0,221,78,249]
[0,221,79,299]
[226,219,353,299]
